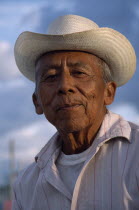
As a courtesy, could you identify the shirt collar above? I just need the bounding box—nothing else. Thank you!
[35,132,62,168]
[95,110,131,144]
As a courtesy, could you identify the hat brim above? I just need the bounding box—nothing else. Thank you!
[14,28,136,86]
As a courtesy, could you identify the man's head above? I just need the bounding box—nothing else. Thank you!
[33,51,116,133]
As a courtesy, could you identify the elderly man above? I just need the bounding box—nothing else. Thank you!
[12,15,139,210]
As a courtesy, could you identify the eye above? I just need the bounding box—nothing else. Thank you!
[42,74,58,83]
[72,70,86,77]
[74,71,84,74]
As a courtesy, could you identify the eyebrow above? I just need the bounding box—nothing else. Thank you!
[67,62,91,70]
[40,64,61,71]
[39,62,91,72]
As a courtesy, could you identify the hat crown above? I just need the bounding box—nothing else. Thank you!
[47,15,99,35]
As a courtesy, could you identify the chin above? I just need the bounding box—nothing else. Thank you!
[55,119,89,133]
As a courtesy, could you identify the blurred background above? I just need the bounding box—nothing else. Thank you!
[0,0,139,209]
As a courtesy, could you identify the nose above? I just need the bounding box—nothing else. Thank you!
[57,73,76,95]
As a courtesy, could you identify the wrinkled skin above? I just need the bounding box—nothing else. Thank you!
[33,51,116,154]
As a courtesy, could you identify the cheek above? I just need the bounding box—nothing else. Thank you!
[79,85,96,105]
[38,86,58,123]
[39,86,54,107]
[81,85,105,116]
[81,79,105,101]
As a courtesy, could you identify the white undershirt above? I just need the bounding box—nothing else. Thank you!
[56,146,92,195]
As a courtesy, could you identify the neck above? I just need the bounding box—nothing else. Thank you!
[60,110,107,155]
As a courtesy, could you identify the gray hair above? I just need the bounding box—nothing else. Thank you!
[98,59,113,84]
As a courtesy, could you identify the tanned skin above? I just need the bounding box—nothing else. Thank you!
[33,51,116,155]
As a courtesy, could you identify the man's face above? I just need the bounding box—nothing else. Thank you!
[34,51,115,133]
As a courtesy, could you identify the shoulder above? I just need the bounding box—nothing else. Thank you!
[14,161,40,191]
[128,121,139,131]
[13,132,60,192]
[12,161,44,209]
[108,110,139,142]
[128,121,139,142]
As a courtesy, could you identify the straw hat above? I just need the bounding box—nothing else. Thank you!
[14,15,136,86]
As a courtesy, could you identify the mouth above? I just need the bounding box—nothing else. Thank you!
[56,104,82,111]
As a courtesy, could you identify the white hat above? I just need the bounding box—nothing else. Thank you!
[14,14,136,86]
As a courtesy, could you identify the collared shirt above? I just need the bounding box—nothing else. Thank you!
[12,111,139,210]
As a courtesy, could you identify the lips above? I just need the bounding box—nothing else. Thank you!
[56,104,82,111]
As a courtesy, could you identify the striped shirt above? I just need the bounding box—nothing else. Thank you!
[12,110,139,210]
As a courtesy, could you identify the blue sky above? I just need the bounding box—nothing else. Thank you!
[0,0,139,184]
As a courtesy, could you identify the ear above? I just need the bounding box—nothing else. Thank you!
[32,93,43,115]
[104,82,117,105]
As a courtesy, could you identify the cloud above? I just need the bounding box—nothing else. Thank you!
[49,0,76,12]
[0,119,56,184]
[0,79,26,90]
[0,0,76,41]
[0,119,54,185]
[19,0,76,33]
[0,119,56,161]
[110,103,139,124]
[132,1,139,18]
[0,1,43,26]
[0,41,21,80]
[0,79,37,136]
